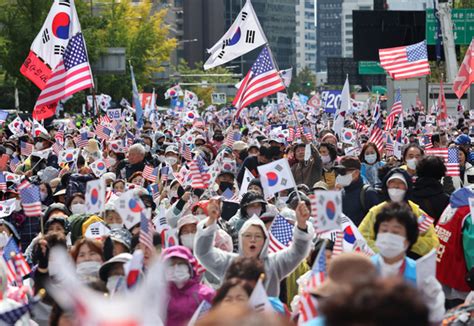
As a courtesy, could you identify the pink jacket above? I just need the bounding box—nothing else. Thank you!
[162,246,215,326]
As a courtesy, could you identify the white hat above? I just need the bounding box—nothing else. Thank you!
[386,173,407,187]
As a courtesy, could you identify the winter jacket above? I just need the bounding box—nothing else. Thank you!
[115,159,146,180]
[358,168,439,258]
[411,177,450,224]
[291,144,323,188]
[165,199,193,228]
[194,216,314,297]
[341,177,382,226]
[162,246,215,326]
[237,156,259,186]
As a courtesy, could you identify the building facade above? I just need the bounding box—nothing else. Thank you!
[316,0,342,72]
[341,0,373,58]
[295,0,317,74]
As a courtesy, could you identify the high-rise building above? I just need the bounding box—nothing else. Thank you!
[316,0,343,72]
[341,0,373,58]
[295,0,317,74]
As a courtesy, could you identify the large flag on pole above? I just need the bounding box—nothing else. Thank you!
[379,40,431,79]
[232,46,285,118]
[204,0,267,70]
[384,88,402,131]
[453,39,474,99]
[130,63,143,129]
[437,77,447,123]
[20,0,83,89]
[333,76,350,136]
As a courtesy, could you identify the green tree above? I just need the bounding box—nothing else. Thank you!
[175,60,239,107]
[288,67,316,96]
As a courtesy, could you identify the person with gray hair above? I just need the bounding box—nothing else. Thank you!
[115,143,147,180]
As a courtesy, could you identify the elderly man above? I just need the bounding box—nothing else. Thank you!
[116,143,147,180]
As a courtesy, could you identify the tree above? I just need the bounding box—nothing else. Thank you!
[175,60,239,107]
[288,67,316,96]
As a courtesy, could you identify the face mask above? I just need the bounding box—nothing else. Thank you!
[40,191,48,202]
[166,263,191,288]
[108,157,117,166]
[365,154,377,164]
[157,155,166,163]
[107,275,125,295]
[144,145,151,153]
[14,199,22,212]
[387,188,406,203]
[406,158,417,170]
[219,182,233,193]
[108,223,122,230]
[5,148,13,155]
[35,142,44,150]
[169,190,178,199]
[0,232,8,248]
[246,207,262,217]
[76,261,101,278]
[71,203,86,215]
[195,214,207,221]
[165,157,178,166]
[180,233,195,250]
[336,173,353,187]
[321,155,331,164]
[375,233,407,259]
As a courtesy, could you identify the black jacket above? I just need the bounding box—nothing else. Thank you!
[342,177,382,226]
[411,177,450,224]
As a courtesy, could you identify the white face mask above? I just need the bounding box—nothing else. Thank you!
[108,157,117,166]
[76,261,101,278]
[375,232,407,259]
[106,275,125,295]
[195,214,207,221]
[5,148,13,155]
[71,203,86,215]
[180,233,195,250]
[40,191,48,202]
[108,223,122,230]
[387,188,406,203]
[321,155,331,164]
[336,173,353,187]
[246,207,262,217]
[406,158,417,170]
[166,263,191,288]
[365,154,377,164]
[0,232,8,248]
[165,157,178,166]
[144,145,151,153]
[35,142,44,150]
[169,189,178,199]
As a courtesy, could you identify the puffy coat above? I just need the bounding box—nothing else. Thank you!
[411,177,450,224]
[162,246,215,326]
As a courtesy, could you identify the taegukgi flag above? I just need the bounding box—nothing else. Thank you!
[204,0,267,70]
[257,158,296,199]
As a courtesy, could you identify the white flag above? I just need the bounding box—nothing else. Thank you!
[84,221,110,239]
[58,148,80,164]
[89,160,107,177]
[0,199,17,218]
[257,158,296,199]
[341,128,357,145]
[248,279,272,312]
[8,117,25,136]
[204,0,267,70]
[115,190,145,229]
[333,76,350,136]
[310,191,342,233]
[85,178,105,214]
[239,168,254,197]
[276,92,289,105]
[32,148,52,159]
[279,68,293,87]
[184,90,198,108]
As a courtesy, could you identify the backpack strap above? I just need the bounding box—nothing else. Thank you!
[360,184,370,212]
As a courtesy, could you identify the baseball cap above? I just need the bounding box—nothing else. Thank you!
[232,141,248,152]
[455,134,471,145]
[334,156,361,174]
[386,173,408,187]
[99,253,132,281]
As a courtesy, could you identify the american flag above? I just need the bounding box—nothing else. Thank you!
[368,117,384,153]
[379,40,431,80]
[160,166,170,182]
[307,241,327,291]
[223,129,241,148]
[95,125,112,141]
[182,143,192,162]
[189,157,210,189]
[52,141,64,156]
[139,213,155,251]
[418,213,435,234]
[354,121,369,134]
[288,127,295,142]
[20,142,33,157]
[98,114,111,126]
[384,89,403,131]
[332,231,344,257]
[233,46,286,117]
[268,215,293,253]
[2,237,31,284]
[74,132,89,148]
[18,181,42,217]
[385,133,394,157]
[0,173,6,192]
[125,130,135,147]
[34,33,93,109]
[294,126,313,141]
[425,147,460,177]
[142,165,159,182]
[419,135,433,149]
[9,156,20,173]
[55,126,65,144]
[149,184,160,201]
[298,291,319,324]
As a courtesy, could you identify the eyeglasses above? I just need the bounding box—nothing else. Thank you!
[242,233,264,241]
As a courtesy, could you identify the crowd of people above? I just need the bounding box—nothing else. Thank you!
[0,100,472,326]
